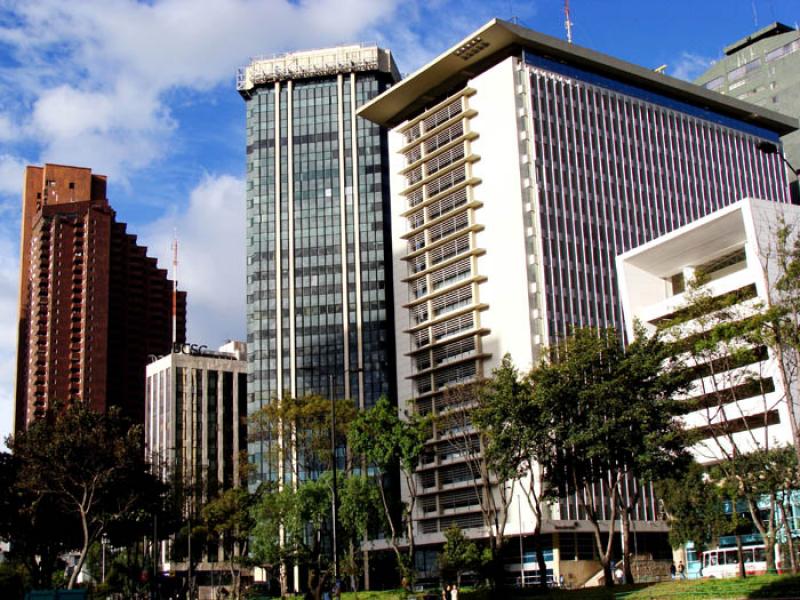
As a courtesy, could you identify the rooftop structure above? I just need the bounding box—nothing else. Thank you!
[237,44,400,92]
[359,18,797,134]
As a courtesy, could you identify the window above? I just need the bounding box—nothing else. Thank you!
[427,188,468,221]
[423,99,463,132]
[428,211,469,243]
[430,258,471,291]
[432,313,473,342]
[424,121,465,154]
[424,143,465,177]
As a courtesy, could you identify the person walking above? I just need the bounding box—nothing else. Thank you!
[678,561,686,580]
[451,584,459,600]
[670,562,677,580]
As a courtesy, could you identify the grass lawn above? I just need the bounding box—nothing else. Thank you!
[620,574,800,599]
[339,575,800,600]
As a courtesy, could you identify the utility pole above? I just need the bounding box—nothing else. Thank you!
[172,231,178,345]
[329,372,340,581]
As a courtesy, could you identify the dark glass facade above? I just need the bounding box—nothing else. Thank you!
[242,52,398,485]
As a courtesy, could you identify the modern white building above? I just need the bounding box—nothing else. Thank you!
[358,18,795,586]
[144,340,248,595]
[617,198,800,463]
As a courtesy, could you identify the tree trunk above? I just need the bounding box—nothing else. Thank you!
[747,494,777,574]
[780,500,798,574]
[279,560,288,597]
[583,496,617,587]
[621,506,634,584]
[533,529,548,588]
[349,541,357,592]
[736,534,746,579]
[68,507,92,589]
[377,476,407,581]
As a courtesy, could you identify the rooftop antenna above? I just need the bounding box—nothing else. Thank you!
[172,230,178,345]
[564,0,574,44]
[508,1,518,24]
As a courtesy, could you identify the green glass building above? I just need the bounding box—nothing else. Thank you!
[695,22,800,200]
[238,46,400,485]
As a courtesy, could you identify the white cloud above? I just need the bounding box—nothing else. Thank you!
[0,228,20,448]
[0,154,26,198]
[671,52,715,82]
[1,0,401,180]
[140,173,246,348]
[0,114,19,141]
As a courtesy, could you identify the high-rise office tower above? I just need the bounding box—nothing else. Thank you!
[359,19,796,584]
[238,46,400,484]
[695,22,800,200]
[14,164,186,431]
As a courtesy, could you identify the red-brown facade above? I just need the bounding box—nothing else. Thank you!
[14,164,186,430]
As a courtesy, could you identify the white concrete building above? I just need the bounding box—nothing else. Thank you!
[617,198,800,463]
[145,341,248,595]
[359,18,794,586]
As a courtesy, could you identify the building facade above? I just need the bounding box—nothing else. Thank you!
[695,22,800,201]
[238,46,400,485]
[145,341,248,589]
[617,198,800,462]
[14,164,186,431]
[359,19,796,585]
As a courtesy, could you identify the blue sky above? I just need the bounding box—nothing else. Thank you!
[0,0,798,443]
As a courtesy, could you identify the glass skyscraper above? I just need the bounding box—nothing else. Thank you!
[238,46,400,485]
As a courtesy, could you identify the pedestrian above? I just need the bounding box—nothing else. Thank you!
[451,583,459,600]
[678,561,686,580]
[441,585,447,600]
[670,562,676,580]
[446,584,452,600]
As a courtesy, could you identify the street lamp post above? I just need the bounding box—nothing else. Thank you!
[101,533,109,583]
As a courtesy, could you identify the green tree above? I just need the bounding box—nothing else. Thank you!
[0,450,78,589]
[438,526,482,587]
[661,275,799,576]
[250,476,336,600]
[338,473,384,591]
[202,487,257,599]
[250,393,357,478]
[7,404,164,589]
[472,355,550,587]
[249,482,290,596]
[348,397,429,587]
[762,214,800,462]
[530,327,687,586]
[249,393,356,594]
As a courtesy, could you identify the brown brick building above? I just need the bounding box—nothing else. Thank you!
[14,164,186,431]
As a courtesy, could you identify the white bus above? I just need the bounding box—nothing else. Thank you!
[701,543,783,578]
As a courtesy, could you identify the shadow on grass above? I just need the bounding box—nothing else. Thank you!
[746,574,800,598]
